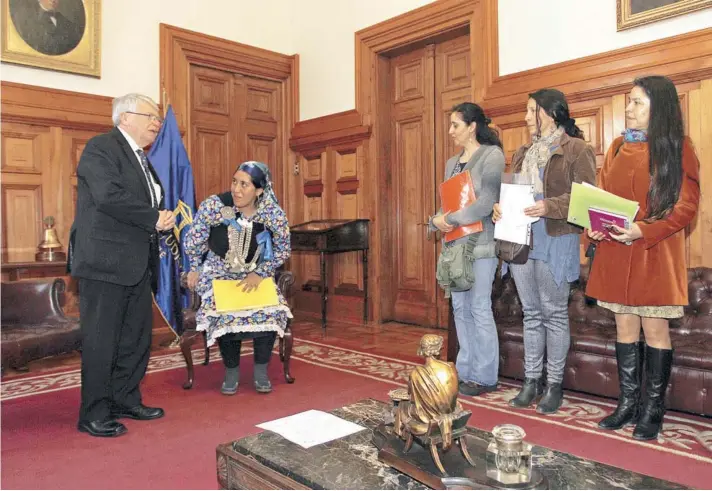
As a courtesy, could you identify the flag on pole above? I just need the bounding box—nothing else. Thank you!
[147,106,196,337]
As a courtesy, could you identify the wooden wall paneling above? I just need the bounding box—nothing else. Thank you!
[686,79,712,268]
[61,129,95,247]
[0,82,180,342]
[1,183,42,263]
[301,151,326,293]
[333,145,363,296]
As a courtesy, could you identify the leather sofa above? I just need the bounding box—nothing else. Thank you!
[1,278,81,372]
[488,265,712,416]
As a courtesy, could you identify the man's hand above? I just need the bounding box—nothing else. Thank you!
[156,210,176,231]
[524,200,547,218]
[186,271,199,290]
[492,203,502,223]
[432,213,454,233]
[239,272,263,293]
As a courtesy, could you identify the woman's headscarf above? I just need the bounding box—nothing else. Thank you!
[237,161,279,206]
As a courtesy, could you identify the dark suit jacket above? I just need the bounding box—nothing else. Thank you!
[69,128,164,292]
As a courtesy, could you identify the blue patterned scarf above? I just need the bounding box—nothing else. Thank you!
[623,129,648,142]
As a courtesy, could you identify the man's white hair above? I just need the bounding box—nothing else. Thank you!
[112,93,158,126]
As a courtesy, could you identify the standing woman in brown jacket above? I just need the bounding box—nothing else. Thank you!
[586,76,700,441]
[493,89,597,414]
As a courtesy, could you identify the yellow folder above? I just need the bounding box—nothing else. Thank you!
[213,277,280,313]
[567,182,640,230]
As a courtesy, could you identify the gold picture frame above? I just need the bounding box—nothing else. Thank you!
[1,0,101,77]
[617,0,712,31]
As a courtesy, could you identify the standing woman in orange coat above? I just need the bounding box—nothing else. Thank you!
[586,75,700,441]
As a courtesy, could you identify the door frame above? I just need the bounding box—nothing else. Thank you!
[159,23,299,208]
[355,0,495,323]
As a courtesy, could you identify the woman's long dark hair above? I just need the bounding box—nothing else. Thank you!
[529,88,584,140]
[452,102,502,148]
[633,75,684,220]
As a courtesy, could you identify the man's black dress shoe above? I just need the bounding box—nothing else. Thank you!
[77,419,127,438]
[111,404,165,420]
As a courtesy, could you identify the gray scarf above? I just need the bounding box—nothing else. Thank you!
[521,126,564,194]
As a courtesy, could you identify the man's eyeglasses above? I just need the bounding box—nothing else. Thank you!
[126,111,164,124]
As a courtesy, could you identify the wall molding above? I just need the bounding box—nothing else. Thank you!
[290,109,371,153]
[1,82,113,131]
[483,27,712,117]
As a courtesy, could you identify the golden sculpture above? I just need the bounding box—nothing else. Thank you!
[392,334,475,474]
[36,216,66,262]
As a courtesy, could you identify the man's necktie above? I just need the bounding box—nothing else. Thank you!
[136,149,158,208]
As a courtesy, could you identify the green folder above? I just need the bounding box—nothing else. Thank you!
[567,182,640,229]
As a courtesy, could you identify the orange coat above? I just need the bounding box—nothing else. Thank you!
[586,136,700,306]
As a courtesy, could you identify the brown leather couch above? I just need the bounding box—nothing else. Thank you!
[1,278,81,372]
[490,265,712,416]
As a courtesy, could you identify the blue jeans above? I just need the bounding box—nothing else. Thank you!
[450,257,499,386]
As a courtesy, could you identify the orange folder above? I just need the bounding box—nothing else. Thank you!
[439,170,483,242]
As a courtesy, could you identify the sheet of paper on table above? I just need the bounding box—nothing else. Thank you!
[494,182,539,245]
[256,409,367,448]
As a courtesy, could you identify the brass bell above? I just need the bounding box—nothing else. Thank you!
[36,216,66,262]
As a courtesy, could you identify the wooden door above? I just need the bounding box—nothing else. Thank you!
[189,68,286,203]
[388,33,471,328]
[434,35,472,327]
[390,45,437,326]
[190,66,234,202]
[234,75,283,196]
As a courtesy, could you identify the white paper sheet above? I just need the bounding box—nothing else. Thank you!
[494,182,539,245]
[256,410,366,448]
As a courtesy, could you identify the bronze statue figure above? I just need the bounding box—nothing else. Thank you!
[392,334,475,474]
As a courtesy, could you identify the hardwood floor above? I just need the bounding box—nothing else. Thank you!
[1,315,449,378]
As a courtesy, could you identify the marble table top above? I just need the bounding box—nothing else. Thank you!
[230,399,687,490]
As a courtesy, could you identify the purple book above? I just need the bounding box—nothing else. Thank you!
[588,207,630,240]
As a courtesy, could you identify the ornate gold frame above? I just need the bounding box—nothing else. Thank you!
[1,0,101,77]
[617,0,712,31]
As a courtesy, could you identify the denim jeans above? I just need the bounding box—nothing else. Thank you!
[450,257,499,386]
[509,259,571,384]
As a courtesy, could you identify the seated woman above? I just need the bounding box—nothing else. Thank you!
[185,161,292,395]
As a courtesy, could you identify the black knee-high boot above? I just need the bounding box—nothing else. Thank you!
[599,342,644,430]
[633,346,673,441]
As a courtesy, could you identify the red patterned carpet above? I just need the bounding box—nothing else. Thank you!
[2,339,711,489]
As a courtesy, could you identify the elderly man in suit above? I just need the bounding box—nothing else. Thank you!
[69,94,175,438]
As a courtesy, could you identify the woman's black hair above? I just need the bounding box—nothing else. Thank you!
[235,162,267,190]
[633,75,684,220]
[451,102,502,149]
[529,88,584,140]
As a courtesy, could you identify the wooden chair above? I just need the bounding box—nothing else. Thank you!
[178,270,296,389]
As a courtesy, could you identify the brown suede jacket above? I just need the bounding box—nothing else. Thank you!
[510,133,597,236]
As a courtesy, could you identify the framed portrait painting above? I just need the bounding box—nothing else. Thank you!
[1,0,101,77]
[617,0,712,31]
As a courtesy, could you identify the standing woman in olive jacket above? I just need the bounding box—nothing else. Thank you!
[586,76,700,440]
[493,89,596,414]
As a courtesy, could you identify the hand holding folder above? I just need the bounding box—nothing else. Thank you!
[213,277,280,313]
[567,182,639,230]
[439,170,483,242]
